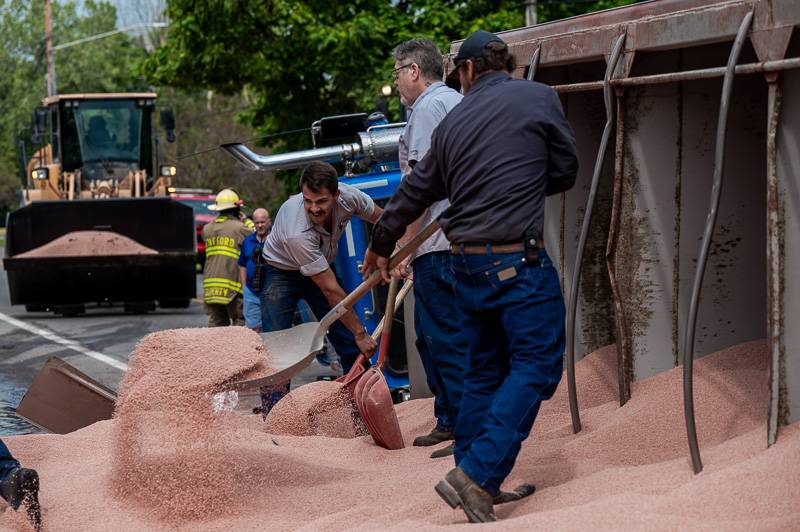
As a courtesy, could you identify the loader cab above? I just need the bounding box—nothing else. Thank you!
[19,93,176,203]
[52,94,155,184]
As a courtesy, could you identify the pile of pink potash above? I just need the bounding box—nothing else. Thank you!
[14,231,157,258]
[264,380,368,438]
[2,334,798,531]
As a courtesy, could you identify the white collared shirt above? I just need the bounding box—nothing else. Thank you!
[262,183,375,276]
[398,81,462,257]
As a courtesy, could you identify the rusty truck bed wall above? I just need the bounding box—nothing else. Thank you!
[449,0,799,466]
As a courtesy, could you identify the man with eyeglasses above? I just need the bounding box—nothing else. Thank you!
[390,39,465,460]
[365,30,578,523]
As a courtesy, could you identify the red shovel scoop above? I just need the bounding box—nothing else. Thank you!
[337,279,413,393]
[353,278,405,450]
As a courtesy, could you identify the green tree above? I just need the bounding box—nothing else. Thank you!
[0,0,148,213]
[143,0,523,193]
[158,88,286,215]
[144,0,636,197]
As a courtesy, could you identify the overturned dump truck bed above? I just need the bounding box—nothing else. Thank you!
[446,0,800,472]
[3,197,196,313]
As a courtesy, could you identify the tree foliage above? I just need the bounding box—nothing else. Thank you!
[143,1,524,157]
[144,0,637,195]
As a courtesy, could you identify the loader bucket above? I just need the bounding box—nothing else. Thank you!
[3,198,197,308]
[15,357,117,434]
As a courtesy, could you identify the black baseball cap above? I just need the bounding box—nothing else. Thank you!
[453,30,505,66]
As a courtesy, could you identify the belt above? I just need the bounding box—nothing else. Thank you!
[450,240,544,255]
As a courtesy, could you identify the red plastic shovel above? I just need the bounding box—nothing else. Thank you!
[337,279,413,393]
[354,278,405,450]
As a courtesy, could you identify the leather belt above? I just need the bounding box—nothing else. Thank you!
[451,240,544,255]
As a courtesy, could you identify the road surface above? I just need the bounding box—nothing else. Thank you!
[0,270,334,435]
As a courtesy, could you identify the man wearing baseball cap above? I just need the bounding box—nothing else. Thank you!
[364,30,578,522]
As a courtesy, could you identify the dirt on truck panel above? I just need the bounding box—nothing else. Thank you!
[3,198,197,310]
[14,231,157,258]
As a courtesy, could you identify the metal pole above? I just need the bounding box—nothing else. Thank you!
[44,0,56,96]
[548,57,800,94]
[527,46,542,81]
[525,0,538,27]
[607,92,631,406]
[682,9,753,475]
[565,32,626,434]
[766,79,785,447]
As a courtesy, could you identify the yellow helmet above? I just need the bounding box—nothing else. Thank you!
[208,188,243,211]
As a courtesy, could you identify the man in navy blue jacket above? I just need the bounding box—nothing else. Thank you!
[365,30,577,523]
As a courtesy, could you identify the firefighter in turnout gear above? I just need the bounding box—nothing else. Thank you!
[202,188,254,326]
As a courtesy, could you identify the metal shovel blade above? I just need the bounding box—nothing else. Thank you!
[230,322,324,391]
[15,357,117,434]
[230,222,439,392]
[352,277,405,450]
[337,353,369,393]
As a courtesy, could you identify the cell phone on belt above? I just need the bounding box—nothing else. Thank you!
[523,229,541,267]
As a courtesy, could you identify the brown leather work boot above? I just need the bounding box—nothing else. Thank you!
[494,483,536,504]
[413,427,454,447]
[434,467,496,523]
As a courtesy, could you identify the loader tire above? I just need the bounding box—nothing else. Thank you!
[124,301,156,314]
[53,304,85,317]
[158,299,191,309]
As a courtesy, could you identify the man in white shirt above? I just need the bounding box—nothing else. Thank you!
[391,39,464,458]
[262,161,380,371]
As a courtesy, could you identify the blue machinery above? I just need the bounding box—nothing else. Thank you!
[223,114,413,392]
[333,168,409,390]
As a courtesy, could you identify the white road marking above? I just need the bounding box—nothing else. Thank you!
[1,343,63,365]
[0,311,128,372]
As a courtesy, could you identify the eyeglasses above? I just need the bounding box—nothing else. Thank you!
[392,62,414,81]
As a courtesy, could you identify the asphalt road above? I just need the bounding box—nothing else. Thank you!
[0,271,206,435]
[0,269,336,435]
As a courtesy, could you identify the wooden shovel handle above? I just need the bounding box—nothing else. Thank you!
[336,280,411,379]
[370,280,413,341]
[318,221,438,332]
[376,278,400,368]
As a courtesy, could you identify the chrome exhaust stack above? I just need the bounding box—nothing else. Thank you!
[221,123,404,172]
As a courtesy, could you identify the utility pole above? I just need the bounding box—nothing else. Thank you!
[44,0,57,96]
[525,0,538,27]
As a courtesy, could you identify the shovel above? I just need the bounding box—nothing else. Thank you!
[263,280,413,432]
[231,221,439,392]
[15,357,117,434]
[337,279,413,392]
[354,277,405,450]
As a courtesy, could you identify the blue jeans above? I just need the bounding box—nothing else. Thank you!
[263,265,360,372]
[0,439,20,485]
[413,252,465,431]
[451,249,565,496]
[243,285,272,332]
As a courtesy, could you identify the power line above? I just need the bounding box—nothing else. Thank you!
[175,127,310,161]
